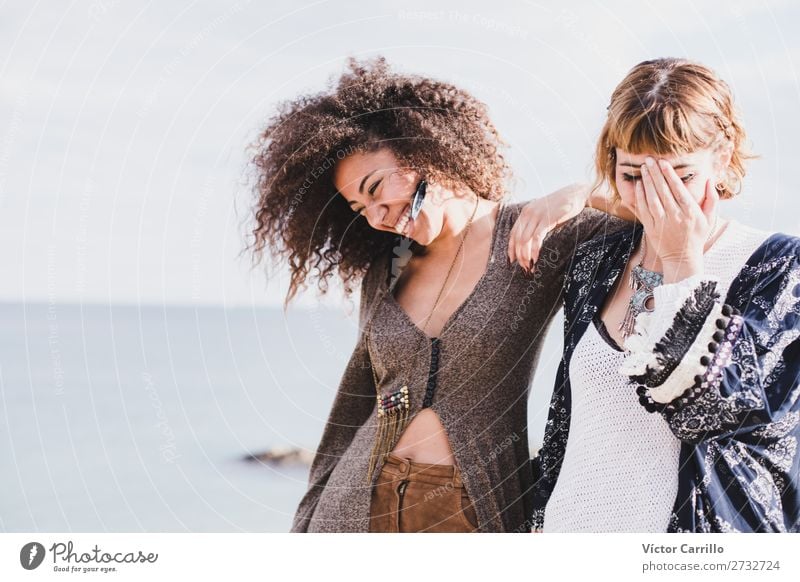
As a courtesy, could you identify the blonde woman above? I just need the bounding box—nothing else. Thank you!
[528,58,800,532]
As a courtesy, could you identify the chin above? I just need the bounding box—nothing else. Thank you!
[411,224,437,246]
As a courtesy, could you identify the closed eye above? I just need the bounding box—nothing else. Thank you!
[350,176,385,215]
[368,177,382,195]
[622,172,695,183]
[348,201,367,216]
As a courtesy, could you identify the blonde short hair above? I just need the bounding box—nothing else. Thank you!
[594,58,754,200]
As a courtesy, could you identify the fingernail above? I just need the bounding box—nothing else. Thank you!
[645,157,655,167]
[658,160,668,170]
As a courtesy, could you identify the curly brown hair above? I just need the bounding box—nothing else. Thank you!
[245,56,509,308]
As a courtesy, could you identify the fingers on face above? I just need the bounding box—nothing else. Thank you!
[640,162,667,221]
[649,159,682,216]
[658,160,700,217]
[659,161,688,210]
[701,179,719,219]
[635,171,653,227]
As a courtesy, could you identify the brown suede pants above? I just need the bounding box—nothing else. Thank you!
[369,453,479,532]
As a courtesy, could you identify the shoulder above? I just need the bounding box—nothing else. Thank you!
[559,221,638,292]
[725,230,800,349]
[737,229,800,277]
[497,199,526,234]
[753,231,800,260]
[573,216,638,257]
[503,199,528,218]
[732,230,800,296]
[489,198,526,249]
[543,208,633,255]
[501,199,629,238]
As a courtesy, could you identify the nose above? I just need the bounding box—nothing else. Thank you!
[359,171,413,231]
[363,203,389,230]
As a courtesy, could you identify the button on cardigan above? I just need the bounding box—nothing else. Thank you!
[290,200,627,532]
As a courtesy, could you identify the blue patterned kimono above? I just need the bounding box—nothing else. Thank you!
[531,223,800,532]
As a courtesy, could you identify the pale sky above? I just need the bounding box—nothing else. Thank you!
[2,0,798,308]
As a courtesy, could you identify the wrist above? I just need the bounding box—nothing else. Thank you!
[554,183,591,206]
[661,258,703,284]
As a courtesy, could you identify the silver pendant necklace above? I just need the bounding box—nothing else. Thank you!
[618,216,719,339]
[618,234,662,339]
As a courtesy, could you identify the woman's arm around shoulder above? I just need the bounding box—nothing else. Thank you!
[507,182,635,274]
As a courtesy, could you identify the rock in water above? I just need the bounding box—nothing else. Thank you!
[244,446,314,466]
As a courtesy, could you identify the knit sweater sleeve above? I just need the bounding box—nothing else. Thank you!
[618,242,800,445]
[289,258,383,532]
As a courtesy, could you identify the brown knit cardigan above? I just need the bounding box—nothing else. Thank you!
[291,200,625,532]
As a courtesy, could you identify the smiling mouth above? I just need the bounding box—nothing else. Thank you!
[392,204,413,235]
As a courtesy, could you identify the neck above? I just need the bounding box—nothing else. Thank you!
[425,189,498,256]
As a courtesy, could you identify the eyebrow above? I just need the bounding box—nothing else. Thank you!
[619,161,691,170]
[359,169,377,194]
[346,169,380,210]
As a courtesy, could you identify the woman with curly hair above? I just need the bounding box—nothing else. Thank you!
[247,56,629,533]
[531,58,800,532]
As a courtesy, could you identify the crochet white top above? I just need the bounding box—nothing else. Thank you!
[542,219,771,532]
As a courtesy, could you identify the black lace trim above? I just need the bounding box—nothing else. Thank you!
[634,305,742,416]
[630,280,720,388]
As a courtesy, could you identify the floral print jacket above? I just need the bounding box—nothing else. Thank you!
[531,223,800,532]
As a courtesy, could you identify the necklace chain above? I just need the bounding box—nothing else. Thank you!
[419,196,481,335]
[362,195,483,483]
[365,195,482,387]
